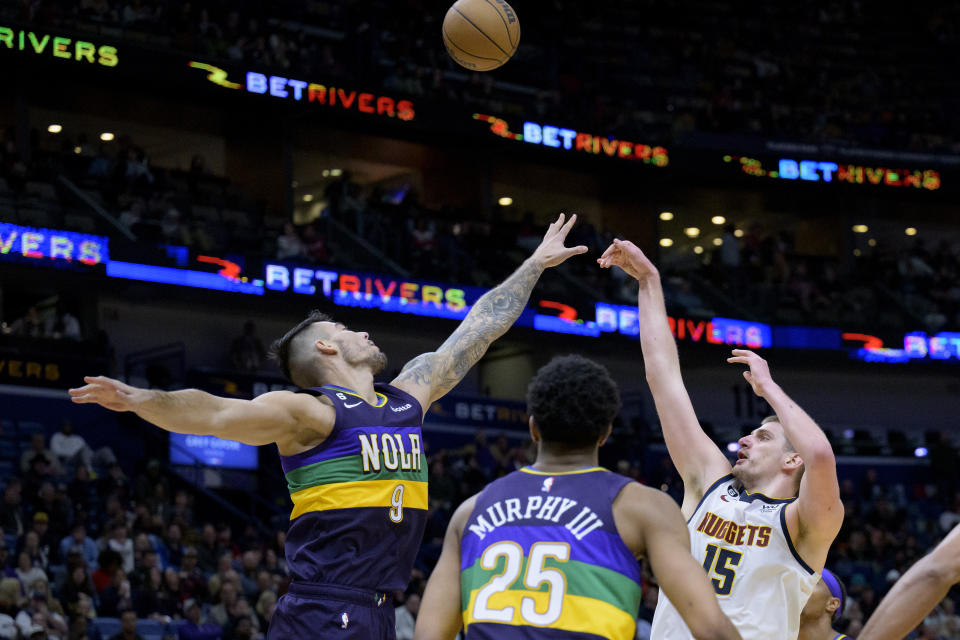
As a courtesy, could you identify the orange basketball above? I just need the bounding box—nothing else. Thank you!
[442,0,521,72]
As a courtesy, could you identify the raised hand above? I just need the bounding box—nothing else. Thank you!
[68,376,152,412]
[531,213,589,268]
[597,238,659,281]
[726,349,776,398]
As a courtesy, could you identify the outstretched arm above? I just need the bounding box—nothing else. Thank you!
[393,214,587,411]
[859,524,960,640]
[727,350,842,569]
[599,239,730,514]
[415,497,475,640]
[615,484,741,640]
[68,376,334,448]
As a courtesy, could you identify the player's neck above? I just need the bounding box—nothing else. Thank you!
[797,616,837,640]
[532,448,599,472]
[325,366,377,404]
[740,473,798,500]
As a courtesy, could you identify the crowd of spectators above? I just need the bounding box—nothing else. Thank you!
[5,0,960,152]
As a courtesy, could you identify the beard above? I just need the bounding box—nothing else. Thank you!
[346,345,388,375]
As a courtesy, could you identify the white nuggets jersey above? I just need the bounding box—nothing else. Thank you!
[651,474,819,640]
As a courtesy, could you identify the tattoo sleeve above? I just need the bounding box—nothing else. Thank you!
[395,257,545,401]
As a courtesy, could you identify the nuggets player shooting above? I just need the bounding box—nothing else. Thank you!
[69,214,588,639]
[598,239,843,640]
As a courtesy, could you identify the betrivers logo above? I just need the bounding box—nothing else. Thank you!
[391,403,413,413]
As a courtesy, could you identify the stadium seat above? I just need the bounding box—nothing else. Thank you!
[92,617,121,638]
[136,618,167,640]
[24,181,58,201]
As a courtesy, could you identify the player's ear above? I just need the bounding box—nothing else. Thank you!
[528,416,541,444]
[315,339,338,356]
[598,424,613,447]
[826,596,840,617]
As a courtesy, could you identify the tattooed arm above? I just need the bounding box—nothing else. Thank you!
[391,214,587,412]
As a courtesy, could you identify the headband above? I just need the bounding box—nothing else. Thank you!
[821,568,844,620]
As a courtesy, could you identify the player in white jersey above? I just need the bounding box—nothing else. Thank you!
[598,239,843,640]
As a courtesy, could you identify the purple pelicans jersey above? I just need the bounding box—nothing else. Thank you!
[280,383,427,591]
[460,467,643,640]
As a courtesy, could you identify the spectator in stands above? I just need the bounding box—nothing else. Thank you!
[394,592,419,640]
[0,546,11,581]
[0,481,24,538]
[105,524,134,574]
[27,513,58,567]
[92,550,123,594]
[98,463,130,505]
[108,609,143,640]
[97,569,133,618]
[207,581,237,628]
[194,525,221,575]
[300,224,328,264]
[6,307,43,338]
[15,591,66,639]
[230,322,266,373]
[134,461,168,506]
[43,302,81,341]
[61,565,96,620]
[22,456,55,507]
[59,525,98,571]
[275,222,303,261]
[14,552,46,593]
[177,547,206,601]
[0,578,20,630]
[49,422,91,472]
[178,599,220,640]
[253,591,275,632]
[20,435,62,476]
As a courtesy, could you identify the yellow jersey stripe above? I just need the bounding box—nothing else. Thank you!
[463,589,636,640]
[290,479,428,519]
[519,466,605,476]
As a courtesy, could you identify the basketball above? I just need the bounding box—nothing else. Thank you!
[442,0,521,71]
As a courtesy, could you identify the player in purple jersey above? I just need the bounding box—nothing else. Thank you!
[858,523,960,640]
[415,355,741,640]
[799,569,848,640]
[69,213,589,639]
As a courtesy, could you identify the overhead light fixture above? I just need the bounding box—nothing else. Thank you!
[659,211,674,221]
[291,180,299,188]
[73,146,82,154]
[711,216,726,225]
[100,132,114,141]
[303,194,314,202]
[852,224,868,233]
[498,197,513,206]
[659,238,673,247]
[905,227,917,236]
[47,124,62,134]
[853,249,862,257]
[734,229,744,238]
[868,238,877,247]
[693,246,704,255]
[684,227,700,238]
[329,168,343,177]
[712,238,723,246]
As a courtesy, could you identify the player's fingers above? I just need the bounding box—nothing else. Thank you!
[730,349,756,357]
[727,356,749,364]
[559,212,578,236]
[552,212,566,231]
[743,371,753,382]
[599,244,617,261]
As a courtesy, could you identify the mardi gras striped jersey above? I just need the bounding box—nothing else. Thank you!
[279,383,427,591]
[460,466,643,640]
[650,474,819,640]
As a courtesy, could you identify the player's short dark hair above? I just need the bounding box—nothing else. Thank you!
[269,310,332,385]
[526,355,621,451]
